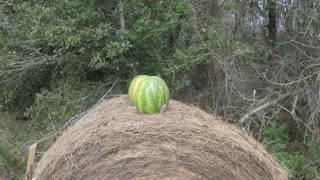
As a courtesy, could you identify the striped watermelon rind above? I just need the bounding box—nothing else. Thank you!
[128,75,170,114]
[128,75,149,105]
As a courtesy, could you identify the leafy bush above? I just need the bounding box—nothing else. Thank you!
[262,122,288,152]
[0,142,24,179]
[262,122,319,179]
[0,0,191,112]
[275,152,316,178]
[25,79,112,134]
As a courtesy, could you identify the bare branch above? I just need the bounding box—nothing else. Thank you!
[240,94,289,123]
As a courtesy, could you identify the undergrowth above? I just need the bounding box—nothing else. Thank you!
[262,122,320,179]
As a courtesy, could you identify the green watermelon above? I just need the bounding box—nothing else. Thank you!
[128,75,170,114]
[128,75,149,106]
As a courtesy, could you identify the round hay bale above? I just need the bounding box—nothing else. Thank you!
[34,95,287,180]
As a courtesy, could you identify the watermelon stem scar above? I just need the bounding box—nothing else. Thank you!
[160,104,167,113]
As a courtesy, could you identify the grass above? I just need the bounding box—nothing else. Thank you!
[0,112,35,179]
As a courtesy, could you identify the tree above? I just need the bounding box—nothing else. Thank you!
[267,0,277,63]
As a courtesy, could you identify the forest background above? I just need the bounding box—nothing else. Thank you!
[1,0,320,179]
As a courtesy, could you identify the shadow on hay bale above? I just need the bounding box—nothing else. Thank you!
[34,95,287,180]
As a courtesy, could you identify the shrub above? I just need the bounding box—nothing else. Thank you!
[25,79,113,134]
[262,122,319,179]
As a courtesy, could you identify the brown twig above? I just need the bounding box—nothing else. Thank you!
[240,94,289,123]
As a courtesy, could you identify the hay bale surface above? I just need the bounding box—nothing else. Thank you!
[35,95,287,180]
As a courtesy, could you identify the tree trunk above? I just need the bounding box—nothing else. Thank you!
[233,0,242,34]
[118,0,125,31]
[267,0,277,64]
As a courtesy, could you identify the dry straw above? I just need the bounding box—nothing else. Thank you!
[35,95,287,180]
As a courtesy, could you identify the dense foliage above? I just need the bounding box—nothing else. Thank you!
[1,0,320,179]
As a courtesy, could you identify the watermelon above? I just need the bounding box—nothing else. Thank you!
[128,75,170,114]
[128,75,149,105]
